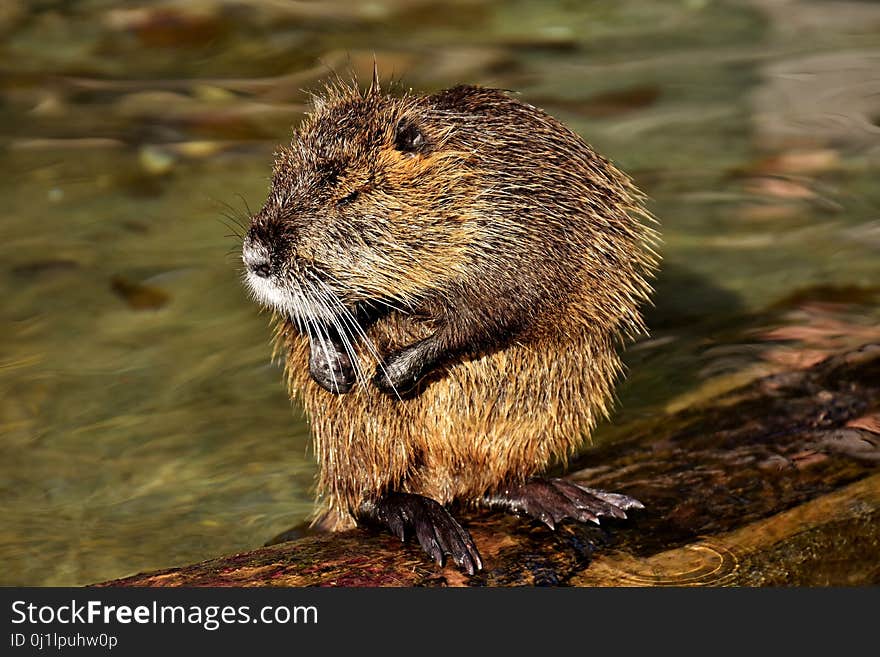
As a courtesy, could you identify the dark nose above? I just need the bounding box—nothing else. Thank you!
[250,261,271,278]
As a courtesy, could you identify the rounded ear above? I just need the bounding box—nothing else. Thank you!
[394,118,426,154]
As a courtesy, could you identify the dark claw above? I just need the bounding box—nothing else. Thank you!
[358,492,483,575]
[386,513,406,542]
[484,477,644,529]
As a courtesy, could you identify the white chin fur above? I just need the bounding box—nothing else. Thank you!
[244,271,294,314]
[243,271,338,325]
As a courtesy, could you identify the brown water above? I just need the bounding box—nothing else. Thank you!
[1,0,878,586]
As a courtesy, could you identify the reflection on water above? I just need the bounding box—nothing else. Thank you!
[1,0,878,585]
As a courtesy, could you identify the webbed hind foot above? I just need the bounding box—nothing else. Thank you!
[484,477,643,529]
[358,492,483,575]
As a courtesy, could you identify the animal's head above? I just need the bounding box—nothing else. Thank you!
[242,78,482,325]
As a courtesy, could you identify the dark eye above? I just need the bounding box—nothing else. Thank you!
[394,118,426,153]
[337,189,359,206]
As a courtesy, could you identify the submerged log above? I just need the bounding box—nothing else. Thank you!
[97,344,880,587]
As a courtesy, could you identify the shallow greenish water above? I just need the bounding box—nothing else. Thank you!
[1,0,878,585]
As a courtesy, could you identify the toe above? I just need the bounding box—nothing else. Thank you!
[568,482,645,511]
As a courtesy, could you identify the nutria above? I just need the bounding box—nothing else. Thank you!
[241,73,659,574]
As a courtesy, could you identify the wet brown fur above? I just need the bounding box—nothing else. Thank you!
[251,77,659,530]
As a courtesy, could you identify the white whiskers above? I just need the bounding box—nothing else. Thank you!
[243,258,401,396]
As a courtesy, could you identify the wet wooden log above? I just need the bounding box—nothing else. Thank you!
[97,344,880,587]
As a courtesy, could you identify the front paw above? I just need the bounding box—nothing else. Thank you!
[309,343,355,394]
[374,346,426,397]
